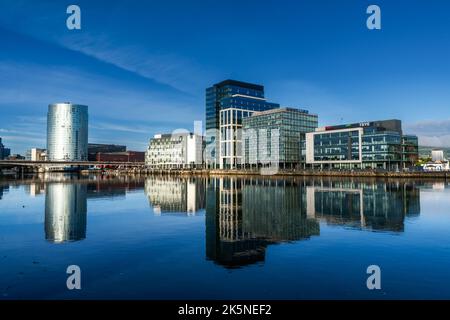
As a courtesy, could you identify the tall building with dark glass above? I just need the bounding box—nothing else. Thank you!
[305,119,419,170]
[205,80,279,169]
[0,137,11,160]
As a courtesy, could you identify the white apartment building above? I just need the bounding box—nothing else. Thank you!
[27,148,47,161]
[145,132,203,169]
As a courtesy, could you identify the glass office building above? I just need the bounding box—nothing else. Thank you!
[305,119,419,170]
[47,103,88,161]
[205,80,279,169]
[242,108,318,168]
[402,135,419,167]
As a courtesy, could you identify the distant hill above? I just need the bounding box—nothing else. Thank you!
[419,146,450,158]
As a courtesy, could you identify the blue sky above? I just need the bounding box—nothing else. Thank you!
[1,0,450,154]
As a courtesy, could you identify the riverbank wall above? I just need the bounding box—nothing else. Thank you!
[82,168,449,179]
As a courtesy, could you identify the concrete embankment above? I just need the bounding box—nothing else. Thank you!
[208,169,449,179]
[85,168,449,179]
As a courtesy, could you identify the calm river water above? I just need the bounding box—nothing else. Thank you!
[1,174,449,299]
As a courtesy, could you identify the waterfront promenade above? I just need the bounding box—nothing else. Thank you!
[150,168,449,179]
[1,160,448,179]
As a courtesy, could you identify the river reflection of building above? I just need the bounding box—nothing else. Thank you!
[87,178,145,200]
[0,184,9,200]
[45,183,87,243]
[206,177,320,268]
[307,180,421,232]
[206,177,422,268]
[27,183,45,197]
[145,176,206,215]
[44,177,146,243]
[28,175,145,200]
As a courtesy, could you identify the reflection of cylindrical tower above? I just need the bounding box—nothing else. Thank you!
[45,183,87,243]
[47,103,88,161]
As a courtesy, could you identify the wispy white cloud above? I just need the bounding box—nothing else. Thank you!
[405,119,450,147]
[0,61,203,153]
[0,1,214,95]
[59,33,212,94]
[0,115,47,150]
[404,119,450,136]
[0,61,202,123]
[90,122,154,134]
[417,135,450,148]
[15,116,47,123]
[0,2,210,153]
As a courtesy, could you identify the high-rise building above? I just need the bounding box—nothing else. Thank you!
[242,107,318,169]
[47,103,88,161]
[305,119,419,170]
[3,148,11,159]
[0,138,10,160]
[0,138,5,160]
[205,80,280,169]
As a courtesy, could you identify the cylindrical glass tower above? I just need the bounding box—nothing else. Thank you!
[47,103,88,161]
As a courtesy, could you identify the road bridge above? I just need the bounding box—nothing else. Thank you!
[0,160,146,174]
[0,160,145,167]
